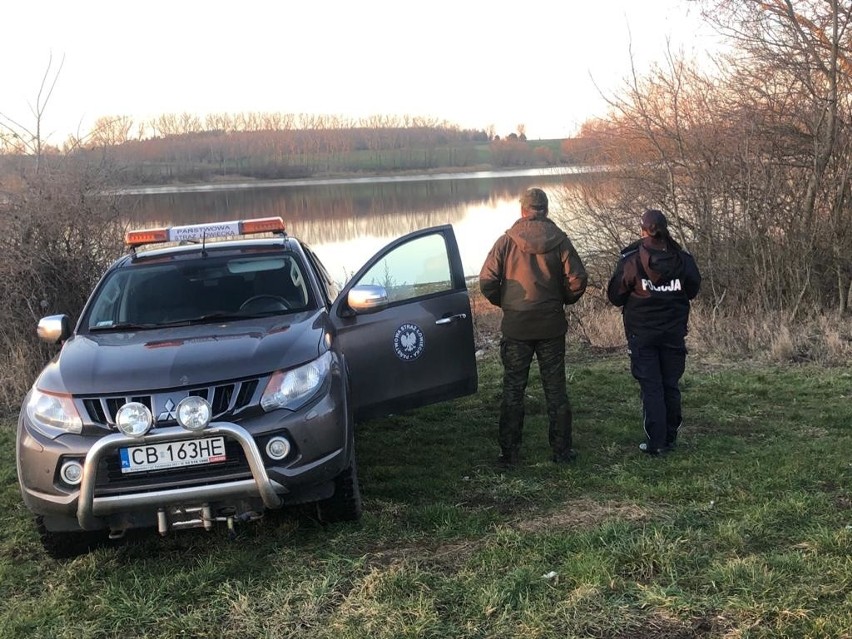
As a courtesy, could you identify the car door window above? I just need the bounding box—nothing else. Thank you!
[353,234,452,304]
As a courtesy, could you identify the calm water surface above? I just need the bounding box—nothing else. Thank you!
[125,168,583,284]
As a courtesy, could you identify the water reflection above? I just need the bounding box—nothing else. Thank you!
[124,170,580,283]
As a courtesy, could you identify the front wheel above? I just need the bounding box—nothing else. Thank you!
[36,516,107,560]
[316,458,362,524]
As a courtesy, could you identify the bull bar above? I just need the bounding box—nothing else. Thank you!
[77,422,285,530]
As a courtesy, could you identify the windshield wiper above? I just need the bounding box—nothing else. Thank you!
[186,310,286,322]
[89,322,161,332]
[178,312,248,323]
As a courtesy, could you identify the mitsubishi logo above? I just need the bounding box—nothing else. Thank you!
[157,398,177,423]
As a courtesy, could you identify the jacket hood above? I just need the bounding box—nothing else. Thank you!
[639,236,683,284]
[506,217,567,254]
[36,310,327,395]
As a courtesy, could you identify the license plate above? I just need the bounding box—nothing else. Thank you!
[119,437,227,473]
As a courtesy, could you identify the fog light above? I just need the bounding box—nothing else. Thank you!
[265,436,291,461]
[176,396,211,432]
[116,402,153,438]
[60,460,83,485]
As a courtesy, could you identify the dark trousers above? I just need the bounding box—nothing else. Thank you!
[628,337,686,449]
[499,335,573,457]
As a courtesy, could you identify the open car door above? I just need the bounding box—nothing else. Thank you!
[329,225,478,421]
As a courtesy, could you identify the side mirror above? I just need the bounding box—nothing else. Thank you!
[37,315,71,344]
[347,285,388,314]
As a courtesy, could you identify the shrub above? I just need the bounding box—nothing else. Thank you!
[0,165,125,408]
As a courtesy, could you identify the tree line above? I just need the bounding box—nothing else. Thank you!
[1,105,565,185]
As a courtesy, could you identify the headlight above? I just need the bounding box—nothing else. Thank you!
[116,402,153,438]
[176,396,211,432]
[26,388,83,437]
[261,351,331,412]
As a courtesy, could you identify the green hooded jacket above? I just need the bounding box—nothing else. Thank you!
[479,215,587,340]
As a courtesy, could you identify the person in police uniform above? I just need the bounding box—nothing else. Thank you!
[479,188,588,468]
[607,209,702,455]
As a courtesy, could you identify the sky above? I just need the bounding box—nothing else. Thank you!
[1,0,720,144]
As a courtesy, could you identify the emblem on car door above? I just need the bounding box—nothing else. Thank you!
[393,323,425,361]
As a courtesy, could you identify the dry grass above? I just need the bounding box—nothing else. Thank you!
[688,307,852,365]
[471,283,852,367]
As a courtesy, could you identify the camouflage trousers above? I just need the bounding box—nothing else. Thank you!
[498,335,573,457]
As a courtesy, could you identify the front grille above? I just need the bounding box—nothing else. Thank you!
[79,378,261,429]
[93,438,252,496]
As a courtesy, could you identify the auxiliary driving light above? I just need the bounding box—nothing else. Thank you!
[60,460,84,486]
[176,396,212,432]
[116,402,154,437]
[265,436,291,461]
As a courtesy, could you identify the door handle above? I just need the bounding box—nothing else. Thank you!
[435,313,467,325]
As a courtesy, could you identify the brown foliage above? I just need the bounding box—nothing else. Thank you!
[562,0,852,318]
[0,165,125,406]
[489,138,534,167]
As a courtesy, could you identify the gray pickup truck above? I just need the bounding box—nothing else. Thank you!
[17,217,477,558]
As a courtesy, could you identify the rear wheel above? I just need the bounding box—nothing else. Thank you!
[316,458,362,524]
[36,516,106,560]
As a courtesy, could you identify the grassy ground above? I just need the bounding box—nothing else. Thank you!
[0,349,850,638]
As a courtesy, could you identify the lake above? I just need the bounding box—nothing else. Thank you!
[124,167,585,285]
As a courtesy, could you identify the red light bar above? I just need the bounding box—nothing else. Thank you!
[124,228,169,246]
[241,217,286,234]
[124,217,286,247]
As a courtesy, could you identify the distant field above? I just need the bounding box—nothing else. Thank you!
[1,350,850,638]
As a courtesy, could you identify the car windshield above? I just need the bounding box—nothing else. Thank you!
[84,252,314,331]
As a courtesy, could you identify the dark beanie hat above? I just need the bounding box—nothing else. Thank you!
[520,188,548,213]
[641,209,668,236]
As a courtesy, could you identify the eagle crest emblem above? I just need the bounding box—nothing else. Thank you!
[393,323,425,361]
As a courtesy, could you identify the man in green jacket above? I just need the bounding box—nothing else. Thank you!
[479,188,588,467]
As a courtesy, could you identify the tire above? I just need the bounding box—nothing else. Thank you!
[316,458,362,524]
[36,516,106,560]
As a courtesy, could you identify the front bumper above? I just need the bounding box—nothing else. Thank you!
[76,423,285,530]
[18,368,353,532]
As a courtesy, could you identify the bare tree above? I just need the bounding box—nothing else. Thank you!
[0,52,65,173]
[700,0,852,316]
[88,115,135,148]
[563,0,852,320]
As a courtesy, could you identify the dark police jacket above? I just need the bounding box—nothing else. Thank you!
[607,236,701,345]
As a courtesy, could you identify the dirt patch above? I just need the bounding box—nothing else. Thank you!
[364,539,478,572]
[515,498,650,533]
[358,498,652,573]
[834,495,852,510]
